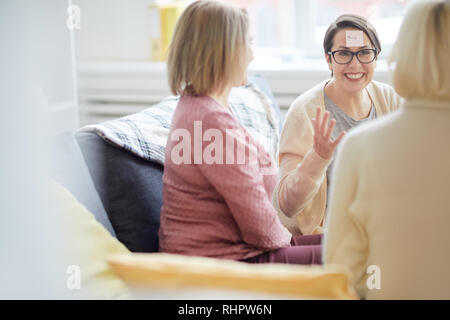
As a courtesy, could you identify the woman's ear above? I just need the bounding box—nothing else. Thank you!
[325,53,333,77]
[325,53,332,70]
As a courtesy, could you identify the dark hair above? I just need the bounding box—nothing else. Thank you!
[323,14,381,55]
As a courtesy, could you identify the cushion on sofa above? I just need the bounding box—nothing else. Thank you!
[79,75,281,166]
[51,180,130,299]
[249,74,283,130]
[108,253,358,300]
[76,131,163,253]
[49,131,116,237]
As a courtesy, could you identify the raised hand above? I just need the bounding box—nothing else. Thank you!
[311,107,346,160]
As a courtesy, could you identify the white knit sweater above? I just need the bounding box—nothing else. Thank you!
[323,99,450,299]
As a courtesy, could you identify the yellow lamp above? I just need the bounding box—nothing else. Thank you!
[149,1,185,62]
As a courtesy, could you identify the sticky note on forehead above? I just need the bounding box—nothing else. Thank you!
[346,30,364,47]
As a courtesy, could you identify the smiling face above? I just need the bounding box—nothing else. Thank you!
[325,28,377,94]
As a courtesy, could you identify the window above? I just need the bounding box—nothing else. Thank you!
[227,0,412,66]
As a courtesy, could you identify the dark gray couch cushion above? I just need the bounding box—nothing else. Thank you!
[49,131,116,237]
[76,131,163,253]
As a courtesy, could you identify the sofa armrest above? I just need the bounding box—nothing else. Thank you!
[49,131,116,237]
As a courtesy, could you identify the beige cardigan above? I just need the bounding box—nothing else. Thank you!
[273,80,401,235]
[323,99,450,299]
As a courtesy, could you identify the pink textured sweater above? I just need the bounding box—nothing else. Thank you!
[159,95,292,260]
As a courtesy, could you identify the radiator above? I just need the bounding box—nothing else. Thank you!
[77,61,391,127]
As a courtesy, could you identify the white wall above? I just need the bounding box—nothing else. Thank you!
[38,0,80,134]
[73,0,155,61]
[73,1,393,127]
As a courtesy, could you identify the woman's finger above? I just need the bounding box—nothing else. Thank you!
[325,119,336,141]
[320,111,330,136]
[311,118,317,136]
[332,131,346,147]
[314,107,321,132]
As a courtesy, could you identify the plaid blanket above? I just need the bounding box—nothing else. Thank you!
[78,81,280,166]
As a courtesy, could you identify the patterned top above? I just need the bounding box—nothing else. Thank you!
[159,95,292,260]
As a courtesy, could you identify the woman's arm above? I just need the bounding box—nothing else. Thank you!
[276,107,345,217]
[322,132,368,298]
[277,150,330,216]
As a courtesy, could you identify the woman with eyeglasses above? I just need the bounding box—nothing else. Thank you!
[324,0,450,299]
[273,15,401,237]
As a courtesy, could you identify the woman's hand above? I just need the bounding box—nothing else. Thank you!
[311,107,346,160]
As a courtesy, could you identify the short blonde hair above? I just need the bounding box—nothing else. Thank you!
[389,0,450,101]
[168,0,249,96]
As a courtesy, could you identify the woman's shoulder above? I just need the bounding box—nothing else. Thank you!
[286,80,329,121]
[368,80,402,112]
[369,80,396,95]
[287,80,328,119]
[178,94,219,112]
[177,95,233,122]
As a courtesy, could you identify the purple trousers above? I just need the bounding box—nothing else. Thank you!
[242,234,323,265]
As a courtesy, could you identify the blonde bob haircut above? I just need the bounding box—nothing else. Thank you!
[389,0,450,101]
[168,0,249,96]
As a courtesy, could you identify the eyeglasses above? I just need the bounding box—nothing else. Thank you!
[327,49,378,64]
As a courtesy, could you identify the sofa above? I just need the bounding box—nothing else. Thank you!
[49,75,357,299]
[51,75,281,254]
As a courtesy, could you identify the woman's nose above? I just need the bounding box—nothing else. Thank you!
[348,54,362,67]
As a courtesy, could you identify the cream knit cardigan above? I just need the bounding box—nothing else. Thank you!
[273,80,401,235]
[323,98,450,299]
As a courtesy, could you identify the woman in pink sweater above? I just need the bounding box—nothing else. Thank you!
[158,0,322,264]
